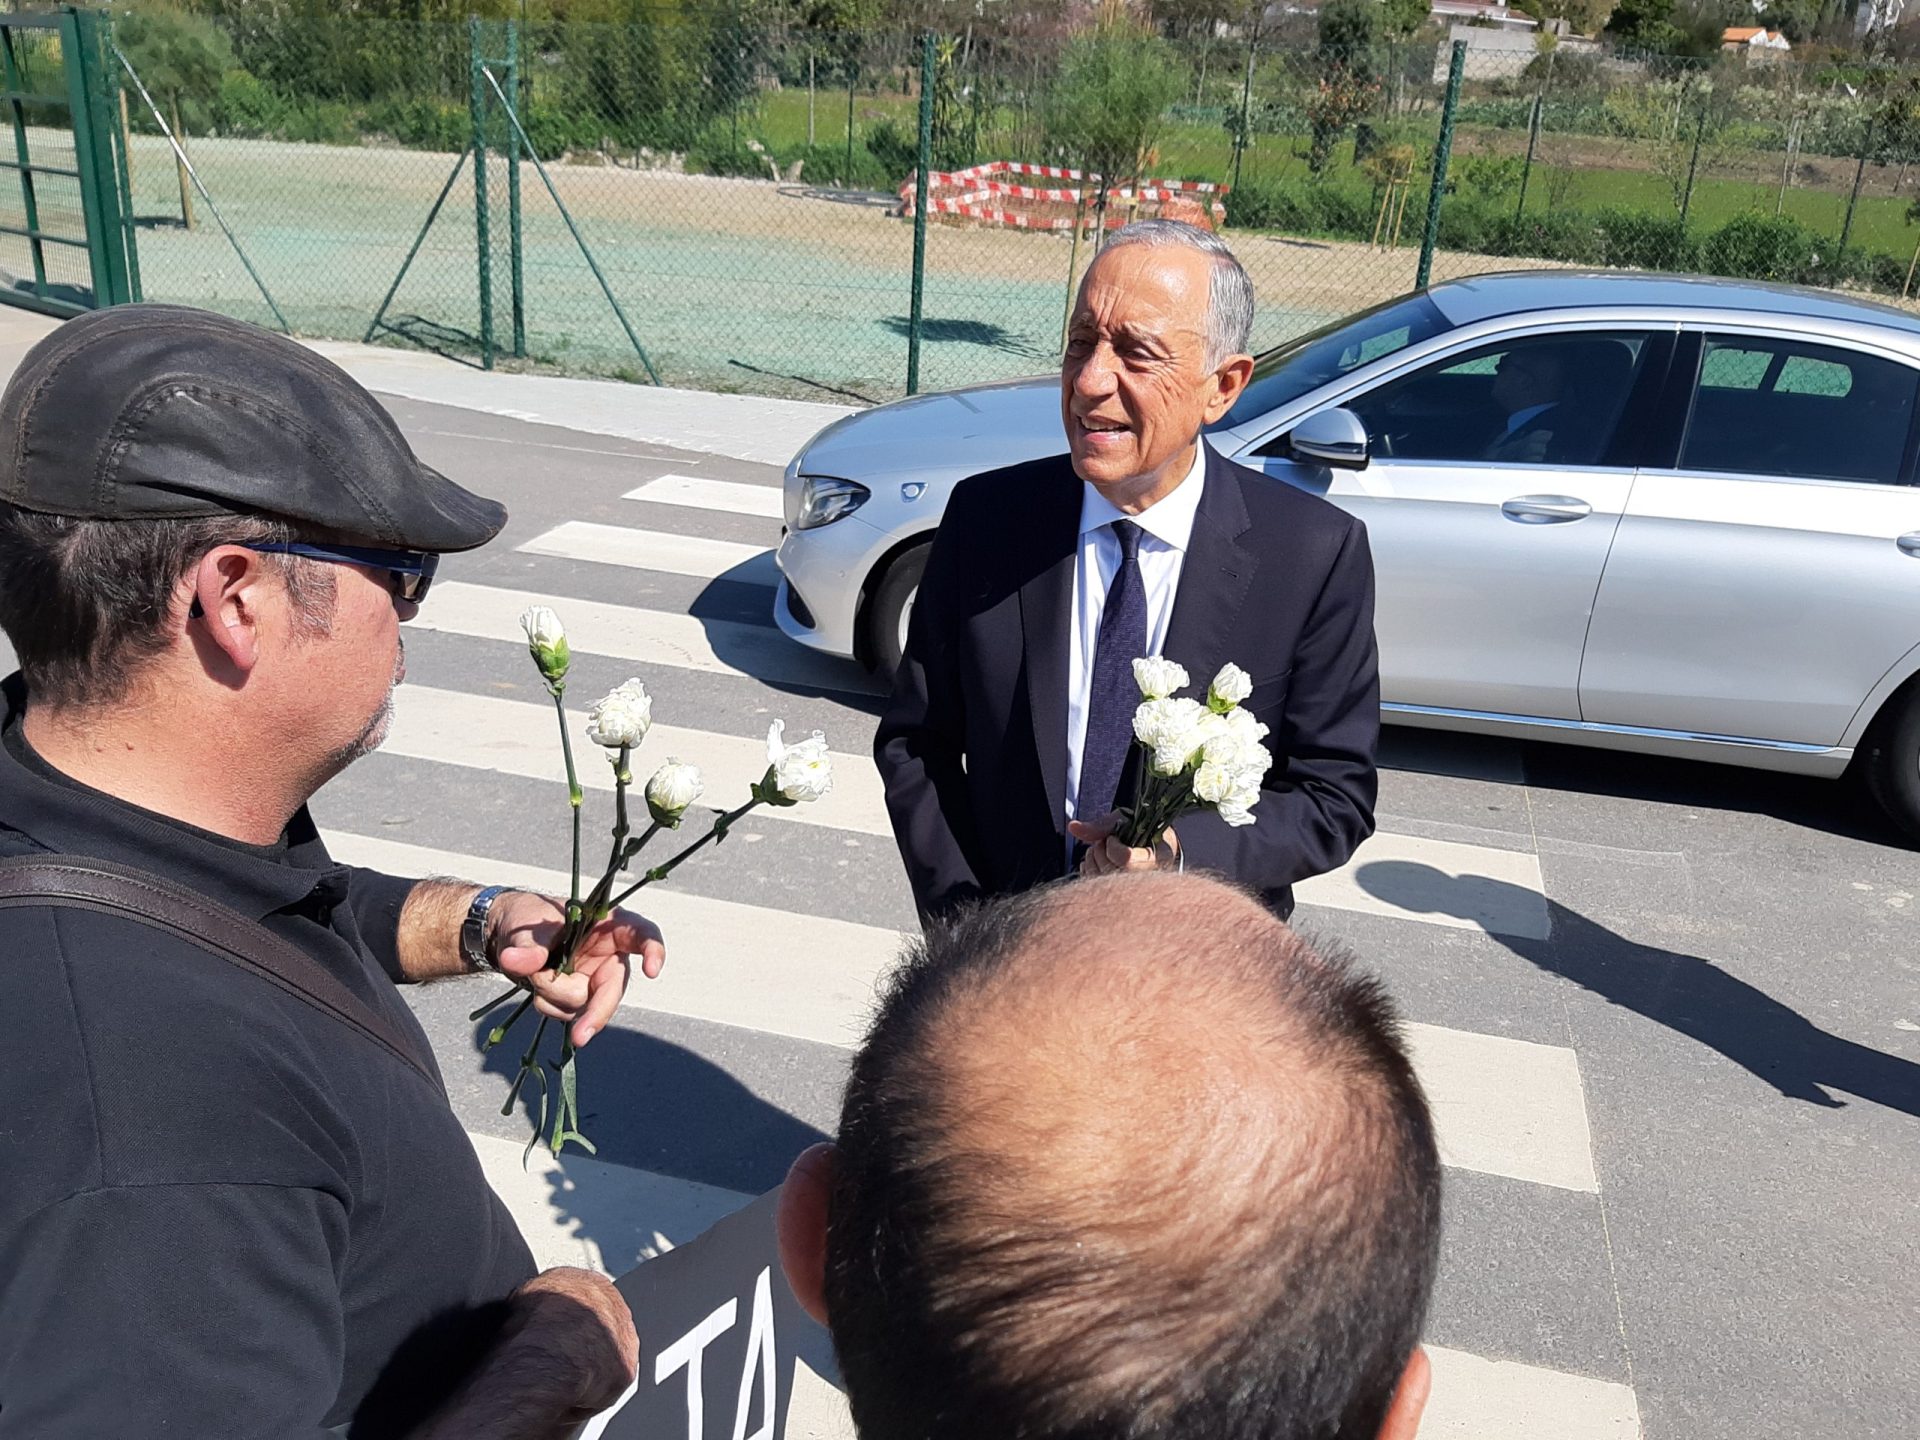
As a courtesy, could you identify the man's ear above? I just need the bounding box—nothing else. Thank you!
[1377,1345,1431,1440]
[775,1143,837,1328]
[189,546,269,675]
[1205,352,1256,423]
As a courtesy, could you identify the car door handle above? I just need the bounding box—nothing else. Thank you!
[1502,495,1592,524]
[1899,532,1920,557]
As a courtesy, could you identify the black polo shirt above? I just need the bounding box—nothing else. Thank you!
[0,676,537,1438]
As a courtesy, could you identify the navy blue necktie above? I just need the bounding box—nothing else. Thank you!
[1075,518,1147,830]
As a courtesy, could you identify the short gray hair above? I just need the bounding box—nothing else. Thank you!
[1099,220,1255,367]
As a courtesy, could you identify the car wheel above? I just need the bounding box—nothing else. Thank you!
[867,544,928,681]
[1864,682,1920,844]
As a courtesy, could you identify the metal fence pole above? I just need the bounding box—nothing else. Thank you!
[506,20,526,360]
[1416,40,1466,291]
[1516,91,1542,222]
[845,59,856,185]
[469,16,494,370]
[1679,102,1706,230]
[1840,116,1875,257]
[64,7,137,307]
[906,31,933,397]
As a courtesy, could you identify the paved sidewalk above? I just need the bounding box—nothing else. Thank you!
[0,308,852,468]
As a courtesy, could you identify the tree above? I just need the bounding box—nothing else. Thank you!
[1044,19,1184,214]
[1380,0,1431,41]
[1309,0,1381,174]
[116,5,235,133]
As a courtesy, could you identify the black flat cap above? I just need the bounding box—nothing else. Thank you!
[0,304,506,552]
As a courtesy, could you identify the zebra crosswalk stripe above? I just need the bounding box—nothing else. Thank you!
[625,474,786,520]
[415,580,884,695]
[519,520,777,583]
[383,685,894,837]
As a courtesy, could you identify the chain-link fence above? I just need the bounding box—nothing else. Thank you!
[90,7,1920,405]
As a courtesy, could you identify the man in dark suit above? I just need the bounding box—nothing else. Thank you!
[875,221,1379,922]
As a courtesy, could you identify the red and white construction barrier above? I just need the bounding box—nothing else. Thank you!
[898,160,1228,231]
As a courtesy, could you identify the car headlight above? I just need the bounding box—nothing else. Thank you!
[793,476,870,531]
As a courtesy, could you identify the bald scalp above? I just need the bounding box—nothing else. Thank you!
[826,873,1442,1440]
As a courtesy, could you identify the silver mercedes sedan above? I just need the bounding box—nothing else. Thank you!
[772,271,1920,840]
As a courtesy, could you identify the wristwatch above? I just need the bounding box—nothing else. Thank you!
[461,885,510,973]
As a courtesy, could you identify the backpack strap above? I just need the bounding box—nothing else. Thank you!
[0,854,446,1098]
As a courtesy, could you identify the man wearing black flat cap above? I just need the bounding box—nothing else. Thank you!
[0,305,652,1438]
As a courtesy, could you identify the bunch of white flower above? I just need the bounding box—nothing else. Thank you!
[1115,659,1274,846]
[478,605,833,1160]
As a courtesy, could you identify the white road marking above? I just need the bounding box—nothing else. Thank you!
[383,684,893,836]
[1300,830,1552,941]
[1404,1022,1598,1193]
[343,831,1587,1190]
[324,831,900,1050]
[467,1133,1636,1440]
[414,580,883,694]
[519,519,775,583]
[1422,1345,1642,1438]
[625,474,785,520]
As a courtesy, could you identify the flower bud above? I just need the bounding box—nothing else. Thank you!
[586,678,652,750]
[520,606,570,690]
[645,758,703,828]
[1208,662,1253,713]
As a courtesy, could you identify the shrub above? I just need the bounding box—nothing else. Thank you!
[1699,212,1822,284]
[215,68,280,138]
[864,119,918,179]
[1591,207,1695,270]
[1225,178,1373,238]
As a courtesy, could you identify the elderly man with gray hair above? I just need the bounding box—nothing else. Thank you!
[876,220,1380,921]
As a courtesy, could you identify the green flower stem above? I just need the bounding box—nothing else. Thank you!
[469,981,523,1024]
[486,989,539,1048]
[502,1014,550,1116]
[552,688,582,920]
[606,799,760,910]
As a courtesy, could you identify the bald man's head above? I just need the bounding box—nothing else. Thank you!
[809,873,1442,1440]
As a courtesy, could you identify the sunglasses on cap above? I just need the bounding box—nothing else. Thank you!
[242,542,440,604]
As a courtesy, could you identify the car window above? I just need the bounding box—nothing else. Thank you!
[1332,331,1651,466]
[1217,292,1451,431]
[1680,336,1916,484]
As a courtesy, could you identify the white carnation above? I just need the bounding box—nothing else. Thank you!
[765,719,833,804]
[586,678,653,749]
[1132,656,1190,701]
[1133,697,1213,776]
[1208,662,1253,712]
[519,605,570,687]
[644,758,703,826]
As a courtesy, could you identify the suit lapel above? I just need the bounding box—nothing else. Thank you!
[1162,447,1259,692]
[1019,463,1082,833]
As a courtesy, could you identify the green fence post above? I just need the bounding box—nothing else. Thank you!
[1839,115,1874,258]
[104,12,141,302]
[1515,91,1541,222]
[906,31,933,397]
[1416,40,1466,292]
[845,60,857,185]
[506,19,525,359]
[1679,101,1706,231]
[469,16,494,370]
[62,6,135,307]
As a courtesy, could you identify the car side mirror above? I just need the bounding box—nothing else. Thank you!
[1289,408,1370,470]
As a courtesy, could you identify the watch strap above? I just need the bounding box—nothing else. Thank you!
[462,884,510,973]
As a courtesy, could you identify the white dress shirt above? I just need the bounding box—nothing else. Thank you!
[1063,443,1207,844]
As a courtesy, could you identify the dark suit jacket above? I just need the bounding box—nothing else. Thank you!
[873,445,1380,923]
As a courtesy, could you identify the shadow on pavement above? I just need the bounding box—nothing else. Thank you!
[476,1021,829,1197]
[1356,859,1920,1120]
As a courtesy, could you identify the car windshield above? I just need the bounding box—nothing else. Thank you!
[1214,293,1453,430]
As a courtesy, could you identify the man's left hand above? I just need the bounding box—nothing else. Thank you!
[1069,812,1179,877]
[488,892,665,1047]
